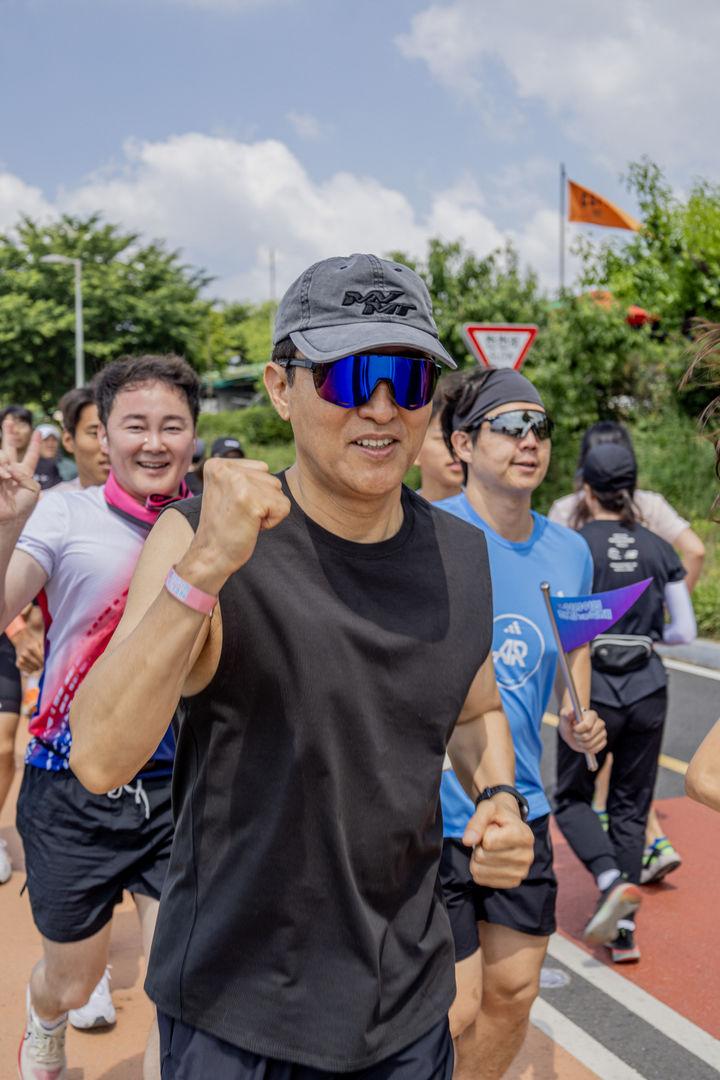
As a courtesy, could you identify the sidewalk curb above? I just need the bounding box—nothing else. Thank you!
[657,637,720,672]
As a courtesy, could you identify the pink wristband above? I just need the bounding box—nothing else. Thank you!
[164,566,217,615]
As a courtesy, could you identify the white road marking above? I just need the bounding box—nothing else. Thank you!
[547,934,720,1071]
[531,997,647,1079]
[663,658,720,682]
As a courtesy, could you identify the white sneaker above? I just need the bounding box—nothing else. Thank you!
[68,966,116,1030]
[0,837,11,883]
[18,1003,67,1079]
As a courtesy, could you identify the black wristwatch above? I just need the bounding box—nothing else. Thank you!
[475,785,529,822]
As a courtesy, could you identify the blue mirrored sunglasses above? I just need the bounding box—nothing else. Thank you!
[283,354,440,410]
[473,409,554,440]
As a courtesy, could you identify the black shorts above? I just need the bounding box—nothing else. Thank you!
[438,814,557,962]
[16,764,173,943]
[158,1012,453,1080]
[0,633,21,714]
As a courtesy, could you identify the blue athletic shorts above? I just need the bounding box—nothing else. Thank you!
[438,814,557,961]
[17,764,173,942]
[158,1012,453,1079]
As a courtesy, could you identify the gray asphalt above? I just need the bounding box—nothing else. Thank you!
[538,953,719,1080]
[537,640,720,1079]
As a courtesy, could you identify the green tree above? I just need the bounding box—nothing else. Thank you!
[577,158,720,336]
[391,234,710,516]
[0,214,212,409]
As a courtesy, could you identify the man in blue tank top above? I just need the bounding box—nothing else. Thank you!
[435,368,607,1080]
[70,255,536,1079]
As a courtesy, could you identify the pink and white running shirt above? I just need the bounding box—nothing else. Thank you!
[16,485,146,771]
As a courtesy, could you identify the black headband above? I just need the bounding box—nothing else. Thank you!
[452,369,545,431]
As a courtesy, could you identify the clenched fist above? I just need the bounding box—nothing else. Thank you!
[181,459,292,595]
[463,795,535,889]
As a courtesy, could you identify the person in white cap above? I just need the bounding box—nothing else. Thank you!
[70,254,534,1079]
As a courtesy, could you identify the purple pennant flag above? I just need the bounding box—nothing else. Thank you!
[548,578,653,653]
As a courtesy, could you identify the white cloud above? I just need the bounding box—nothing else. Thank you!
[396,1,720,172]
[509,207,575,293]
[53,133,510,302]
[286,112,325,141]
[0,174,56,233]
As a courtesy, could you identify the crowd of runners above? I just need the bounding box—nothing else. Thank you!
[0,252,717,1080]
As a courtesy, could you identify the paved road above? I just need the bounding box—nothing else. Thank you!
[535,651,720,1080]
[1,650,718,1079]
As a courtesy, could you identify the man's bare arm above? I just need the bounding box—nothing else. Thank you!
[69,509,212,792]
[675,526,705,593]
[448,651,515,800]
[686,718,720,812]
[69,459,291,793]
[558,643,606,756]
[448,651,534,889]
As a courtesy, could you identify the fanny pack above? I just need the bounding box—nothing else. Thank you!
[590,634,654,674]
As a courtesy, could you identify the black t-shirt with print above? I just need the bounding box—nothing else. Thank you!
[146,478,494,1071]
[579,519,686,707]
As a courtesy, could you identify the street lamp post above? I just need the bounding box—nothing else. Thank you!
[40,254,84,387]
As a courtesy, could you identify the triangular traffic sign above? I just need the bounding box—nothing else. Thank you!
[462,324,538,370]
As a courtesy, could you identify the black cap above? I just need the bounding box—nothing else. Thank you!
[211,436,244,458]
[583,444,636,493]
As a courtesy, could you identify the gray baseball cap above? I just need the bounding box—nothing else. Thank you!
[273,253,456,369]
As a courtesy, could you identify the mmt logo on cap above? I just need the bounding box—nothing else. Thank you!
[492,614,545,690]
[342,290,418,317]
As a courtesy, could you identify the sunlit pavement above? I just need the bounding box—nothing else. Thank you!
[3,737,719,1077]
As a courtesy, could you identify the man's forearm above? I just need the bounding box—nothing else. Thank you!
[69,587,209,792]
[447,708,516,802]
[682,550,704,593]
[560,643,591,715]
[0,519,33,624]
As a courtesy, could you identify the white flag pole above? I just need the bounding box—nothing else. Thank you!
[559,163,566,296]
[541,582,598,772]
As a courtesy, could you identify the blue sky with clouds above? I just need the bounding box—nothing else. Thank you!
[2,0,717,303]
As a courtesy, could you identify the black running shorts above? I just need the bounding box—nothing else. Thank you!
[438,814,557,961]
[16,764,173,942]
[0,633,21,715]
[157,1012,453,1080]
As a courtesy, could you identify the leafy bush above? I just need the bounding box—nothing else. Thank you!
[197,404,292,447]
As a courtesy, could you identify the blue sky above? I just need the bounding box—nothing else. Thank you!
[2,0,717,303]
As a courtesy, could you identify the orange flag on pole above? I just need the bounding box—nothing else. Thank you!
[568,180,639,231]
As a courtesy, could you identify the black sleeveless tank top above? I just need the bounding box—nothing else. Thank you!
[145,479,493,1070]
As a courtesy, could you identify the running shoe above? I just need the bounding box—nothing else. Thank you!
[69,966,116,1030]
[605,927,641,963]
[583,876,642,945]
[18,1003,67,1079]
[0,837,11,883]
[641,838,682,885]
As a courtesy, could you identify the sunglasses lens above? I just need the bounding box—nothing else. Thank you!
[313,356,438,409]
[488,411,553,439]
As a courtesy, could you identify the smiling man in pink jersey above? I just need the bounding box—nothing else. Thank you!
[0,354,199,1080]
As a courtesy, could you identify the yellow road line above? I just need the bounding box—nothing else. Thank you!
[542,712,688,773]
[657,753,688,775]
